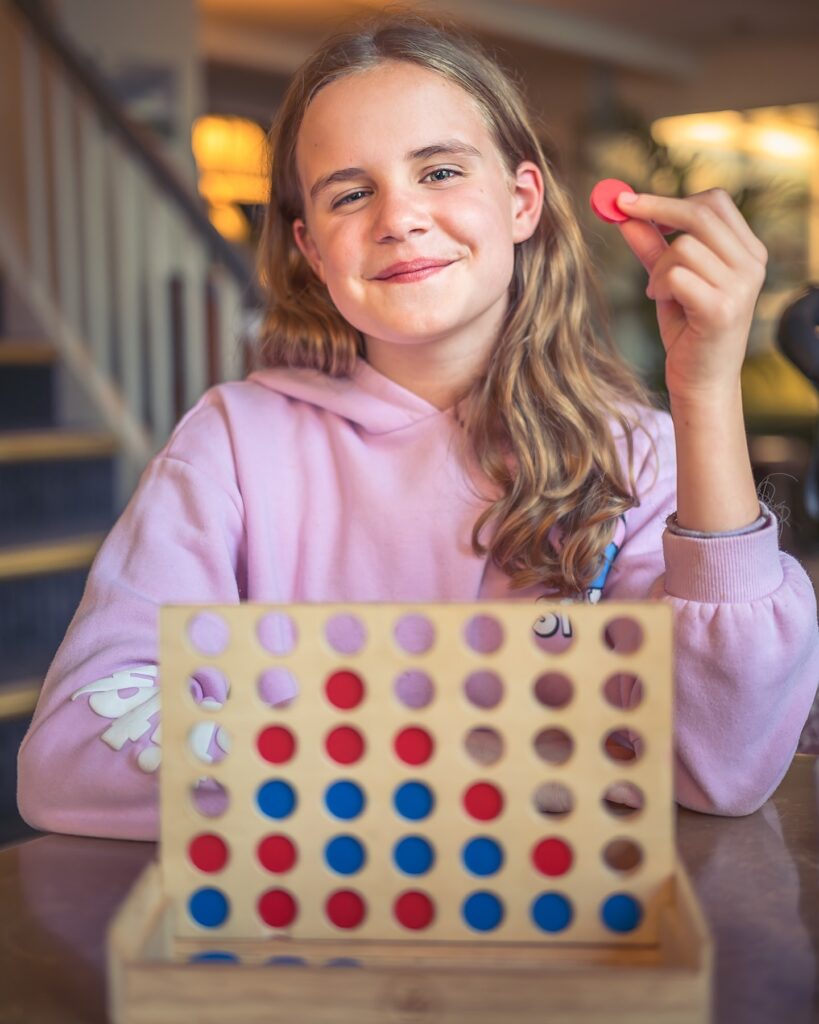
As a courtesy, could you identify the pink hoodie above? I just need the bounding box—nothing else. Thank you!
[17,361,819,838]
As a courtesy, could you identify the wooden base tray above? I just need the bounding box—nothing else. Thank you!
[107,857,712,1023]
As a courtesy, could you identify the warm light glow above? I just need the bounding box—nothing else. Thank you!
[208,202,250,244]
[748,127,814,161]
[652,111,742,150]
[192,116,268,239]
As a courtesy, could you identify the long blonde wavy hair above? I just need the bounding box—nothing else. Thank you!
[257,13,654,595]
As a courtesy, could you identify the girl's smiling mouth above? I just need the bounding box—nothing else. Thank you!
[372,258,457,283]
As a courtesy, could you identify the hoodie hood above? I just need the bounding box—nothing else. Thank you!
[248,359,453,436]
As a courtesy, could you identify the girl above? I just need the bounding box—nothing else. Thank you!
[18,15,818,840]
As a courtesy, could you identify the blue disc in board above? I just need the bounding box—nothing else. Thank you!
[393,781,434,820]
[462,891,503,931]
[531,892,573,932]
[256,780,296,819]
[190,951,237,963]
[188,888,229,928]
[324,780,365,820]
[325,835,366,875]
[325,958,363,968]
[265,956,308,967]
[393,835,434,875]
[462,837,503,876]
[601,893,642,932]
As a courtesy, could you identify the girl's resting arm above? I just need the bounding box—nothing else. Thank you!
[17,395,246,840]
[606,409,819,816]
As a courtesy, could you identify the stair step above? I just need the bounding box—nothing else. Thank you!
[0,339,57,365]
[0,679,40,722]
[0,429,117,463]
[0,534,102,580]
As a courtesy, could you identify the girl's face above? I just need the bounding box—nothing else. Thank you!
[292,61,543,363]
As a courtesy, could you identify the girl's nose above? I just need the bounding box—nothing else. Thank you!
[371,187,433,242]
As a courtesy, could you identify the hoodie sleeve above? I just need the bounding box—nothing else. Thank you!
[604,410,819,816]
[17,394,246,840]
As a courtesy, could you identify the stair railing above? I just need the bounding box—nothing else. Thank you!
[1,0,262,486]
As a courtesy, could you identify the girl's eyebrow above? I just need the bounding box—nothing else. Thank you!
[309,139,482,201]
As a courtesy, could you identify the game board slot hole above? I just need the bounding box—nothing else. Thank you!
[533,727,574,765]
[532,837,574,877]
[188,833,230,874]
[602,838,644,874]
[256,779,298,820]
[464,726,504,766]
[393,613,436,654]
[463,781,504,821]
[325,834,367,876]
[394,725,434,765]
[393,669,435,709]
[533,781,574,818]
[601,781,645,818]
[187,611,230,656]
[187,667,230,711]
[533,672,573,709]
[463,670,504,709]
[187,722,231,766]
[257,667,300,709]
[325,780,366,820]
[325,669,365,709]
[257,725,297,765]
[256,612,298,655]
[258,834,298,873]
[188,887,230,928]
[602,672,644,709]
[325,889,367,929]
[602,616,644,654]
[462,836,504,876]
[324,613,367,655]
[189,777,229,818]
[531,609,576,653]
[393,835,435,876]
[602,728,643,764]
[258,888,298,928]
[326,725,366,765]
[463,614,504,654]
[393,780,434,821]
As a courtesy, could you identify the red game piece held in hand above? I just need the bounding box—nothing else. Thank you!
[590,179,636,223]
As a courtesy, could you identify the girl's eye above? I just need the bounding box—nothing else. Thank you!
[424,168,460,183]
[333,189,370,209]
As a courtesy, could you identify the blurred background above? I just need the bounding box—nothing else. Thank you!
[1,0,818,840]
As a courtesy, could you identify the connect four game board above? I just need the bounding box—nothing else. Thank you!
[108,601,712,1024]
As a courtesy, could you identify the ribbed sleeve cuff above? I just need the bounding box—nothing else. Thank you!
[662,516,784,603]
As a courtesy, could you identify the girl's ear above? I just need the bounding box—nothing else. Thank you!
[511,161,545,244]
[292,219,326,283]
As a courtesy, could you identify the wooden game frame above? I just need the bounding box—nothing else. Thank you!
[107,600,713,1022]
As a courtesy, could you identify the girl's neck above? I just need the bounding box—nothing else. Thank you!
[364,316,503,411]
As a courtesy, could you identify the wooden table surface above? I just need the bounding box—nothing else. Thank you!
[0,756,817,1024]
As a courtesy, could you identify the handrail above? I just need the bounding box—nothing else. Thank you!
[10,0,262,302]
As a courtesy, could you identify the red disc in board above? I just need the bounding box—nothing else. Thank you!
[394,890,435,930]
[258,888,298,927]
[325,726,365,764]
[188,833,229,873]
[394,726,434,765]
[590,178,635,223]
[257,834,297,873]
[325,670,365,709]
[463,782,504,821]
[326,889,366,929]
[257,725,296,764]
[532,837,573,876]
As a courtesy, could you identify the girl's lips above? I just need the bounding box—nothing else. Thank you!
[373,260,456,283]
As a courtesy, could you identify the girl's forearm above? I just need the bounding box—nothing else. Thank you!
[670,387,760,532]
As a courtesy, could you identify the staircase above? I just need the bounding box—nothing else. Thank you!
[0,1,259,842]
[0,338,118,841]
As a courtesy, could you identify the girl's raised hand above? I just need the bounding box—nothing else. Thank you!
[614,188,768,408]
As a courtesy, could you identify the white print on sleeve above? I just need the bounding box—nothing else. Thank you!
[71,666,227,775]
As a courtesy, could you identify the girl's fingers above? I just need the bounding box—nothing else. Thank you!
[689,188,768,265]
[650,264,722,325]
[647,233,732,297]
[616,217,669,275]
[616,191,758,272]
